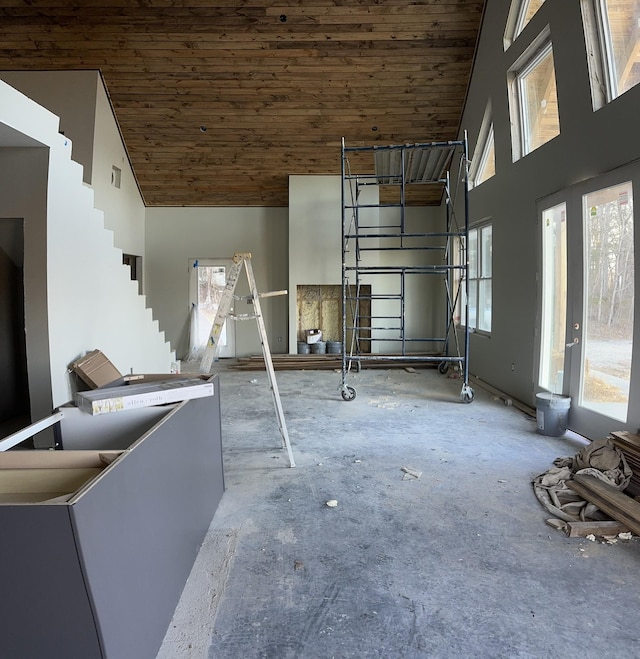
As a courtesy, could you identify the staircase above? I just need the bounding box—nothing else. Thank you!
[0,79,174,417]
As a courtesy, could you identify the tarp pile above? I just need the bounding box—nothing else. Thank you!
[533,438,632,523]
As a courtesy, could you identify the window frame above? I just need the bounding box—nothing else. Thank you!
[504,0,546,50]
[582,0,640,110]
[507,27,560,161]
[458,220,493,335]
[469,103,496,189]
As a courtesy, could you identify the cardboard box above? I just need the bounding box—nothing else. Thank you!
[305,329,323,344]
[70,349,200,390]
[75,377,214,415]
[70,349,122,388]
[0,451,122,504]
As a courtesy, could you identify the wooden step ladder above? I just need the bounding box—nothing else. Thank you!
[199,252,295,467]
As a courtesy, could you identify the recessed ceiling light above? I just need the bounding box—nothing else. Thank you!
[200,126,207,132]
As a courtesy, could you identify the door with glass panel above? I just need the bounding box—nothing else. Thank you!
[189,259,236,359]
[539,172,636,438]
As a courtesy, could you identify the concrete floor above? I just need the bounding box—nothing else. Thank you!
[157,365,640,658]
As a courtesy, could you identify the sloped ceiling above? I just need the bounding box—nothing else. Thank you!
[0,1,485,206]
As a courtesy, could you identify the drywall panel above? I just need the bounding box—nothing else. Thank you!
[288,175,445,354]
[145,206,288,359]
[288,175,380,353]
[289,175,341,284]
[92,79,146,257]
[0,70,97,183]
[288,175,340,353]
[459,0,640,406]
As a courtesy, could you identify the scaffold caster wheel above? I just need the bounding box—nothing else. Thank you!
[341,385,357,401]
[460,384,475,404]
[438,361,449,374]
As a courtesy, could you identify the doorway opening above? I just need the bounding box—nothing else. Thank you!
[0,218,31,440]
[188,259,236,360]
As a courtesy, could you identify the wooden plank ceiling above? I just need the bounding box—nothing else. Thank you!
[0,0,484,207]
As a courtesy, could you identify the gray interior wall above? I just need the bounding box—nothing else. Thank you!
[144,207,288,359]
[460,0,640,404]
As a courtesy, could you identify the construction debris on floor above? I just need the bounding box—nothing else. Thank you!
[610,431,640,497]
[534,435,640,540]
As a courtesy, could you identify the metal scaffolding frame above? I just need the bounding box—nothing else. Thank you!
[339,136,474,403]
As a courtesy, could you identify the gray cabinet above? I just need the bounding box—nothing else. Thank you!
[0,376,224,659]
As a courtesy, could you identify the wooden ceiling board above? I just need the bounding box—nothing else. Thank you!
[0,0,484,207]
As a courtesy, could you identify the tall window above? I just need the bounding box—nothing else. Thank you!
[461,223,493,332]
[583,0,640,108]
[509,33,560,159]
[539,203,567,393]
[505,0,546,49]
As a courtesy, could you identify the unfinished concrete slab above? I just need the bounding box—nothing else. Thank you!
[158,366,640,658]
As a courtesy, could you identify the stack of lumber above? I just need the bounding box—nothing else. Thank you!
[570,473,640,536]
[231,355,440,371]
[610,431,640,497]
[234,355,341,371]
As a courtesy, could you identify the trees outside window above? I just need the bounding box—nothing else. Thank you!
[582,0,640,108]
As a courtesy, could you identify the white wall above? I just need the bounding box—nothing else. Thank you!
[0,79,174,422]
[375,206,447,353]
[0,70,97,183]
[460,0,640,404]
[288,174,446,354]
[92,80,146,257]
[145,207,288,359]
[288,175,343,353]
[0,70,146,257]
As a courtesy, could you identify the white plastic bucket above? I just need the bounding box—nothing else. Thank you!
[536,393,571,437]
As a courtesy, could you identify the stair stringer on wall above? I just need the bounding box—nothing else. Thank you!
[0,79,174,420]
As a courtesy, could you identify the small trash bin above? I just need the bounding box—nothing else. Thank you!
[536,393,571,437]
